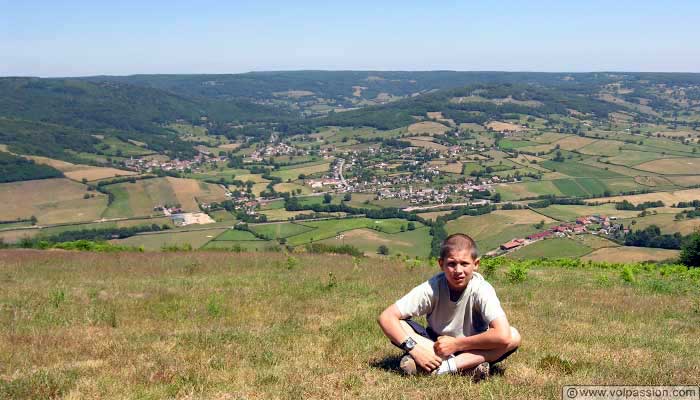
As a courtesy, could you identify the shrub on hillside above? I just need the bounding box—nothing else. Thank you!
[506,264,528,283]
[680,232,700,268]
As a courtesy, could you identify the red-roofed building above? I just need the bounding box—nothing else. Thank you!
[527,231,553,241]
[501,238,525,250]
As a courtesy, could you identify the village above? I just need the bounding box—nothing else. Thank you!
[488,214,627,257]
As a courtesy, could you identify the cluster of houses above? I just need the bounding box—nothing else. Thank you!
[496,214,627,254]
[154,205,184,216]
[250,142,305,162]
[123,152,222,174]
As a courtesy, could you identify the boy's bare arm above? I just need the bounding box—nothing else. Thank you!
[377,304,443,371]
[433,316,512,357]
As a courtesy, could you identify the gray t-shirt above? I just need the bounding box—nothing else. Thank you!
[395,272,506,337]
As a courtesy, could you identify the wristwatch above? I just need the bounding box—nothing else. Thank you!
[399,337,417,352]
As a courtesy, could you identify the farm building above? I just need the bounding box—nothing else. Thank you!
[501,238,525,251]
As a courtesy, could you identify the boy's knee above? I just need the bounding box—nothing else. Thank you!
[509,326,521,349]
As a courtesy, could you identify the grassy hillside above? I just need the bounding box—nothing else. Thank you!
[1,250,698,399]
[0,78,291,162]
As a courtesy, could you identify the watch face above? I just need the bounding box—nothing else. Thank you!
[405,337,417,350]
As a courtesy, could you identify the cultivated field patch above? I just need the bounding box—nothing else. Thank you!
[535,204,639,221]
[666,175,700,187]
[486,121,525,132]
[582,246,679,263]
[577,140,624,156]
[0,178,107,224]
[407,121,450,135]
[113,228,226,250]
[24,155,136,181]
[587,188,700,206]
[635,158,700,175]
[271,163,331,181]
[318,227,431,258]
[167,177,228,208]
[446,212,554,251]
[509,238,592,259]
[497,181,564,201]
[551,136,596,150]
[406,138,449,151]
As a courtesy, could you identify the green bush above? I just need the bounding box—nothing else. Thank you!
[620,266,636,284]
[506,264,528,283]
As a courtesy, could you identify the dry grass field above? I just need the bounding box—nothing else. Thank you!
[166,177,228,208]
[217,143,241,151]
[585,188,700,206]
[406,138,449,151]
[102,178,226,218]
[414,210,454,220]
[581,246,679,263]
[429,160,463,174]
[0,179,107,224]
[64,168,137,182]
[271,163,331,181]
[550,136,596,151]
[577,140,624,157]
[633,175,674,187]
[620,213,700,235]
[273,182,312,195]
[272,90,315,98]
[490,209,556,224]
[0,250,697,399]
[407,121,449,135]
[666,175,700,187]
[23,155,136,182]
[635,158,700,175]
[486,121,525,132]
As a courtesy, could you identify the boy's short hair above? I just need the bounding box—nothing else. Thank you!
[440,233,479,261]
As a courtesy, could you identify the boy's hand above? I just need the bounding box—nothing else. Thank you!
[409,346,443,372]
[434,336,459,358]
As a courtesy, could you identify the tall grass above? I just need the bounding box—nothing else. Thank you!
[0,249,698,399]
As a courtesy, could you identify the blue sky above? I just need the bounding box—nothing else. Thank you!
[1,0,699,76]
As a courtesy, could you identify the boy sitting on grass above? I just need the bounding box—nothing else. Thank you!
[378,233,521,379]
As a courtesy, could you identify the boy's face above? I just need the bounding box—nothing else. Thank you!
[438,249,480,291]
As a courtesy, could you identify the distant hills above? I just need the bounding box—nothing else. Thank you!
[2,71,700,164]
[0,77,290,162]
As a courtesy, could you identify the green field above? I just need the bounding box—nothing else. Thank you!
[35,217,173,237]
[113,228,226,250]
[533,204,639,221]
[98,137,153,157]
[101,179,179,218]
[446,212,555,252]
[508,238,593,259]
[497,181,564,201]
[540,160,623,179]
[202,239,281,252]
[286,218,420,246]
[317,226,432,258]
[1,250,697,399]
[250,222,314,239]
[270,163,331,181]
[213,229,263,241]
[498,139,538,150]
[604,150,671,167]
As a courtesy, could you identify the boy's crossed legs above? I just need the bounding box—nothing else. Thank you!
[398,320,520,376]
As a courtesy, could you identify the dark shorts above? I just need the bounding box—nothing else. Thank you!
[402,319,519,364]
